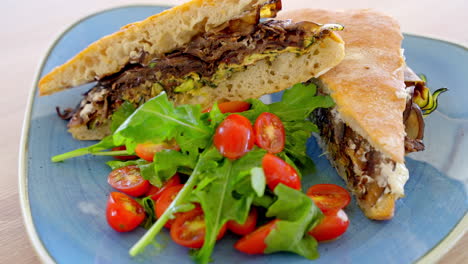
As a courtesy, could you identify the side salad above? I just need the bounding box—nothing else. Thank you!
[52,83,352,263]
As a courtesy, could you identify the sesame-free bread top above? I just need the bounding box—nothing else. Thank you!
[39,0,275,95]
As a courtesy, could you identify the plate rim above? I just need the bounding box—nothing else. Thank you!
[18,4,468,264]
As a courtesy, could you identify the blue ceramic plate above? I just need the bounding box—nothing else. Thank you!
[20,5,467,264]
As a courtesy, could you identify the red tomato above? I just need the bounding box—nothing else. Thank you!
[135,141,180,162]
[308,209,349,242]
[227,208,258,236]
[111,146,138,160]
[254,112,285,154]
[156,184,184,228]
[203,101,251,113]
[170,207,228,248]
[106,192,145,232]
[234,219,278,254]
[146,174,181,201]
[214,114,255,160]
[307,184,351,214]
[107,165,150,197]
[262,153,301,191]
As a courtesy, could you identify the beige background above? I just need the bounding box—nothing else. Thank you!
[1,0,466,263]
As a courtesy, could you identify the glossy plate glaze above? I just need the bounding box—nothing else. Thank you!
[20,5,467,264]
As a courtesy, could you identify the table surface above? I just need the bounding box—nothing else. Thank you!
[1,0,466,263]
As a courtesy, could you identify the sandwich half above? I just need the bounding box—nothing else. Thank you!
[278,9,427,220]
[39,0,345,140]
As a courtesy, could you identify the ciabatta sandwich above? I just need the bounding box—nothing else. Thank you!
[278,9,427,220]
[39,0,345,140]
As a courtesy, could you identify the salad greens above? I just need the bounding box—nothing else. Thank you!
[52,83,334,263]
[110,101,136,132]
[265,184,323,259]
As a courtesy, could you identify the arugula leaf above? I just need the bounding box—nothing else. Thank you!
[240,99,270,123]
[152,149,197,184]
[106,159,148,170]
[268,83,334,121]
[230,148,267,187]
[111,101,136,132]
[114,93,212,154]
[51,135,115,162]
[207,103,225,128]
[265,184,323,259]
[137,196,157,229]
[282,125,316,170]
[138,163,161,187]
[252,194,275,208]
[189,148,267,263]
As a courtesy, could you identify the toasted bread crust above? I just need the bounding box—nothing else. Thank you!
[39,0,274,96]
[278,9,406,163]
[360,193,396,220]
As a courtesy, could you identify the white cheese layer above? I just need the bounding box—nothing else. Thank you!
[377,162,409,197]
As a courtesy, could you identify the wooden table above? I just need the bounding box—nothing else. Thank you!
[1,0,466,263]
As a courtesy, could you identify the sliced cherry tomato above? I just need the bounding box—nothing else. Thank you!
[307,184,351,214]
[107,165,150,197]
[203,101,251,113]
[106,192,145,232]
[234,219,278,254]
[254,112,285,154]
[262,153,301,191]
[308,209,349,242]
[146,173,181,201]
[135,140,180,162]
[227,207,258,236]
[170,207,228,248]
[111,146,138,160]
[156,184,184,228]
[214,114,255,159]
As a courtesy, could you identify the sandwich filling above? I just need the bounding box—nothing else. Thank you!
[61,6,336,132]
[311,74,426,211]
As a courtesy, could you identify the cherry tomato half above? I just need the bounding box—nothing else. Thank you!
[234,219,278,255]
[135,140,180,162]
[107,165,150,197]
[146,173,181,201]
[254,112,285,154]
[111,146,138,160]
[156,184,184,228]
[262,153,301,191]
[106,192,145,232]
[214,114,254,160]
[203,101,251,113]
[308,209,349,242]
[306,184,351,215]
[227,207,258,236]
[170,207,228,248]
